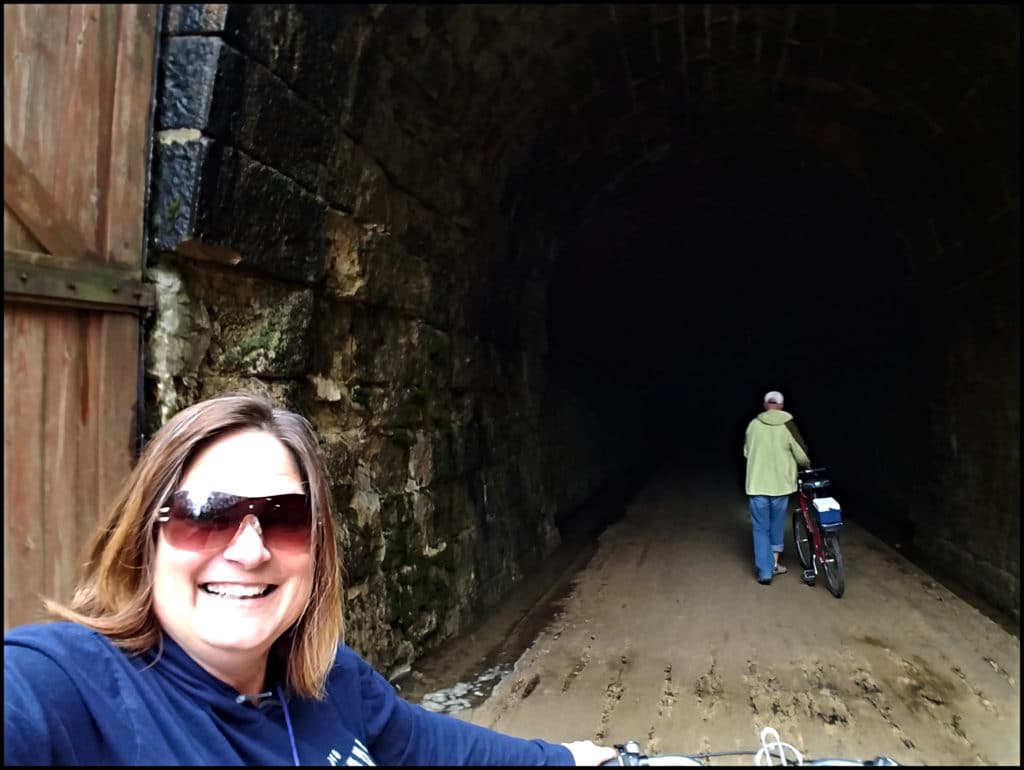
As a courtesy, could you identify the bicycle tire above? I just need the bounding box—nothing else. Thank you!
[793,509,813,570]
[820,533,845,598]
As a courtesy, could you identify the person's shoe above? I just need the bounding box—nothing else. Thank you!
[757,577,772,585]
[773,564,788,575]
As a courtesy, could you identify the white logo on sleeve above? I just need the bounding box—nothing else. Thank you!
[327,739,375,766]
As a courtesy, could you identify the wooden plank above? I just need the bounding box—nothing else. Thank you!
[72,313,102,608]
[92,4,120,260]
[102,5,156,266]
[52,4,104,259]
[3,143,92,259]
[3,305,48,629]
[96,313,139,524]
[42,309,85,605]
[3,5,72,223]
[3,8,50,256]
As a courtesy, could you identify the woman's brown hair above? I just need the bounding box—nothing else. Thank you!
[44,391,343,699]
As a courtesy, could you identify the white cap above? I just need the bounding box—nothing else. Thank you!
[764,390,784,405]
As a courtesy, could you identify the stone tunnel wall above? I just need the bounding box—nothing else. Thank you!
[145,4,650,673]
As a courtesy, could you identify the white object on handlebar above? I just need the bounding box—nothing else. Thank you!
[754,726,804,766]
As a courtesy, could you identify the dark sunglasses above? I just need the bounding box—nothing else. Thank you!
[156,491,312,552]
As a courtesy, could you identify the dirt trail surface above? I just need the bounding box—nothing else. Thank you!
[455,464,1020,765]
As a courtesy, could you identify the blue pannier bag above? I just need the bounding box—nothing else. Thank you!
[813,497,843,530]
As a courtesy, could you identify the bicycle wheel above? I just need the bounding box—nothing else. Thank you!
[820,533,845,598]
[793,510,813,570]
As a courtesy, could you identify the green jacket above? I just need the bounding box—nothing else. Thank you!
[743,409,811,496]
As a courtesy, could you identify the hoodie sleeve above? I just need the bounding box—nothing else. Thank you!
[4,639,105,765]
[354,649,574,766]
[785,421,811,468]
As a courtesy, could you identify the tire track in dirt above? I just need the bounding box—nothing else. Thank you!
[850,665,915,750]
[695,656,724,720]
[951,665,998,715]
[796,660,853,727]
[983,656,1016,688]
[644,663,677,754]
[561,646,591,692]
[745,656,855,747]
[744,656,809,746]
[843,640,967,755]
[744,642,990,760]
[885,650,987,760]
[594,651,630,741]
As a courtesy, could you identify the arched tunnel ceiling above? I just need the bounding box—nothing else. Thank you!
[345,4,1016,404]
[203,4,1016,290]
[354,4,1017,229]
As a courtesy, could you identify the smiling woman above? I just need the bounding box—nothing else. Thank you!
[151,428,316,697]
[3,391,616,766]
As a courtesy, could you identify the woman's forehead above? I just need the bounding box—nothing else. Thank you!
[180,429,303,496]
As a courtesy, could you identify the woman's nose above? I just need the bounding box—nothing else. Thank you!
[223,514,272,565]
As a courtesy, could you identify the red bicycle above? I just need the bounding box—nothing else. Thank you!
[793,467,846,598]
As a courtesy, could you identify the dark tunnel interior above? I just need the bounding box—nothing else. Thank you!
[544,138,914,537]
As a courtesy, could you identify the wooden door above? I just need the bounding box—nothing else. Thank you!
[3,4,157,630]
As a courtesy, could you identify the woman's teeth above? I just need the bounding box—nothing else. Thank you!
[201,583,272,598]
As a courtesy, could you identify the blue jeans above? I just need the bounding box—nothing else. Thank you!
[749,495,789,580]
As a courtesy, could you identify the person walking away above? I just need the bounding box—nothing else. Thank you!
[743,390,811,585]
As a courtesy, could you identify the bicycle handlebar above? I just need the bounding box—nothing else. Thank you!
[599,728,899,766]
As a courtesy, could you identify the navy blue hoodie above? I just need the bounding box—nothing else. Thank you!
[4,622,574,766]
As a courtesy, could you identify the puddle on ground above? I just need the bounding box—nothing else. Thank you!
[417,663,515,713]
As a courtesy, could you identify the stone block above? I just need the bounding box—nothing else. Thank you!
[157,36,223,130]
[149,134,212,252]
[349,313,452,401]
[150,138,329,284]
[451,334,485,392]
[340,518,382,585]
[405,427,460,488]
[163,4,228,35]
[209,49,329,191]
[194,144,328,283]
[215,4,372,119]
[364,430,413,496]
[320,131,361,212]
[158,36,329,191]
[172,263,315,377]
[324,209,365,297]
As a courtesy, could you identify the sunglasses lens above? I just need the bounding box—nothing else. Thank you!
[257,495,311,551]
[160,492,311,552]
